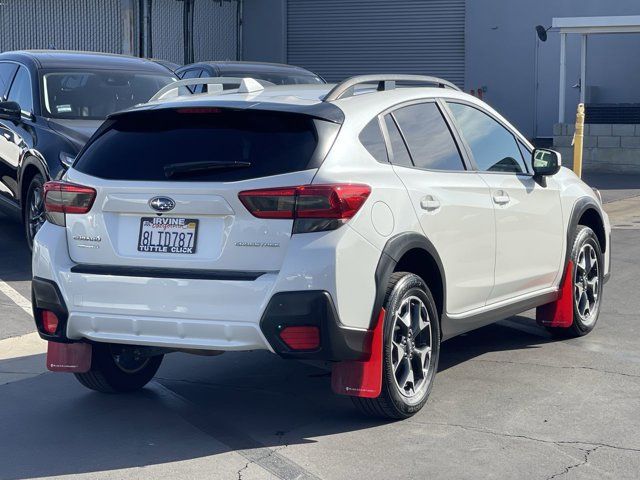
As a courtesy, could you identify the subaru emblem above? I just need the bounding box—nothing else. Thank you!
[149,196,176,212]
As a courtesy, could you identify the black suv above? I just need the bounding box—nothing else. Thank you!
[0,50,176,247]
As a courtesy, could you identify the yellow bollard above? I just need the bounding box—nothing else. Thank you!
[573,103,585,178]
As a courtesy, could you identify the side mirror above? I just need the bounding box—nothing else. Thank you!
[532,148,561,178]
[0,101,21,123]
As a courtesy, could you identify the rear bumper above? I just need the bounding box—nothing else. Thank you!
[32,222,377,360]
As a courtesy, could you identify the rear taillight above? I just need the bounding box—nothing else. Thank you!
[43,181,96,226]
[238,184,371,233]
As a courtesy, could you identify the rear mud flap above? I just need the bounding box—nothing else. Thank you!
[47,342,92,373]
[536,260,574,328]
[331,309,385,398]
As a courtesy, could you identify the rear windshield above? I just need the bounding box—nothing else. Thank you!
[74,109,319,182]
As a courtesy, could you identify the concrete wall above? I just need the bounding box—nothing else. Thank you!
[242,0,286,63]
[553,124,640,173]
[466,0,640,139]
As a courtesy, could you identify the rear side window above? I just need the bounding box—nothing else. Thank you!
[392,102,465,171]
[384,115,413,167]
[359,118,388,163]
[74,109,320,182]
[448,102,527,174]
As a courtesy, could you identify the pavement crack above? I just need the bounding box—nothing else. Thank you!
[471,358,640,379]
[237,442,288,480]
[546,445,600,480]
[411,420,640,454]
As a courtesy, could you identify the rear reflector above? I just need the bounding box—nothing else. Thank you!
[44,181,96,214]
[239,184,371,232]
[279,326,320,350]
[42,310,59,334]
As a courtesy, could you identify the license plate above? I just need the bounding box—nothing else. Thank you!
[137,217,198,254]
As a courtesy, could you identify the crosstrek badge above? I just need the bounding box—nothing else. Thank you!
[137,217,199,254]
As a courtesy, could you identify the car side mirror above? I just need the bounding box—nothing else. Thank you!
[0,101,21,123]
[532,148,561,178]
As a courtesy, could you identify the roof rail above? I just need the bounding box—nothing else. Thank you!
[150,77,271,102]
[323,74,461,102]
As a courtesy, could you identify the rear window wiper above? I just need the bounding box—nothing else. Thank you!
[164,160,251,178]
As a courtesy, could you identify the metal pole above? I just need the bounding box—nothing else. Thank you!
[183,0,194,64]
[580,34,587,104]
[121,0,136,56]
[558,32,566,123]
[533,33,539,139]
[573,103,585,178]
[236,0,243,61]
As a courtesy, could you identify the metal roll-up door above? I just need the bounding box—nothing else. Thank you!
[287,0,465,87]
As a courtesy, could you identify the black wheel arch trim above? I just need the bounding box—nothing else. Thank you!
[563,197,607,285]
[371,232,447,330]
[18,153,48,206]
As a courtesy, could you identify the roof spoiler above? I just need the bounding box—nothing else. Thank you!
[323,74,461,102]
[150,77,274,102]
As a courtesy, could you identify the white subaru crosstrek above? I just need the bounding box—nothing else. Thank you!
[32,75,611,419]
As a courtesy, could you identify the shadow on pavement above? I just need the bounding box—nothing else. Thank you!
[0,317,553,480]
[0,212,32,282]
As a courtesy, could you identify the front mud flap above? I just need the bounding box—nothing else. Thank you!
[47,342,92,373]
[536,260,574,328]
[331,309,385,398]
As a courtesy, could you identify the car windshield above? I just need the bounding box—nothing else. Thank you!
[221,70,324,85]
[41,70,175,120]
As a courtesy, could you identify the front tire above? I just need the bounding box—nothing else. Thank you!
[352,272,440,419]
[74,343,163,393]
[547,225,603,338]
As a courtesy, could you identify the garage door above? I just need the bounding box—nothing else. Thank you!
[287,0,465,87]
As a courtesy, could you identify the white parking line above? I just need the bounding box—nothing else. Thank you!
[0,279,32,316]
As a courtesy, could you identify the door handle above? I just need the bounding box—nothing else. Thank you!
[492,190,510,205]
[420,195,440,211]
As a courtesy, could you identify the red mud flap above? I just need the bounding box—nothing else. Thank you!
[47,342,92,373]
[331,308,385,398]
[536,260,574,328]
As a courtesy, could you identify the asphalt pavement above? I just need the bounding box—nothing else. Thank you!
[0,178,639,480]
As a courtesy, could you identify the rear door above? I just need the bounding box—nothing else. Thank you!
[383,100,496,315]
[67,107,332,273]
[445,101,564,303]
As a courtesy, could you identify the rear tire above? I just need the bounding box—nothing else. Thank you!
[352,272,440,419]
[547,225,603,338]
[74,343,163,393]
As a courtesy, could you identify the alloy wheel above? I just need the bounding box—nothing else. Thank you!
[391,295,433,398]
[574,243,600,326]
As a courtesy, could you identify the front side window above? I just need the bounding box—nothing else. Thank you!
[41,70,174,120]
[7,66,33,114]
[0,63,18,99]
[447,102,527,174]
[392,102,465,171]
[359,118,388,163]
